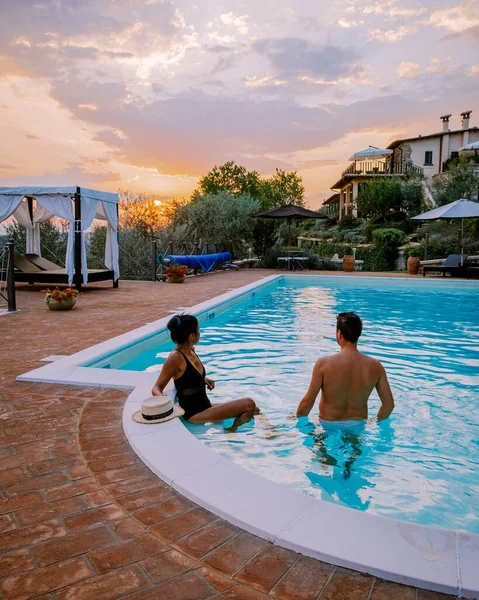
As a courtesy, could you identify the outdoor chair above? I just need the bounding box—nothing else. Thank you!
[25,254,63,271]
[423,254,468,277]
[14,253,42,273]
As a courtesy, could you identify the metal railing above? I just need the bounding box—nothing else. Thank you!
[341,160,423,178]
[0,242,16,311]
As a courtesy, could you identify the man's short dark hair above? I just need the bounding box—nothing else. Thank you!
[336,312,362,343]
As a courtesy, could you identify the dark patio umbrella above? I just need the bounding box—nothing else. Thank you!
[254,203,328,249]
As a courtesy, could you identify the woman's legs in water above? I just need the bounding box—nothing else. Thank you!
[188,398,258,432]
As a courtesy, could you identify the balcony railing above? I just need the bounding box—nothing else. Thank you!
[341,160,423,178]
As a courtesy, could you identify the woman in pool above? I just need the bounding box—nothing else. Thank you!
[152,314,259,432]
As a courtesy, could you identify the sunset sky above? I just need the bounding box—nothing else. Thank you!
[0,0,478,208]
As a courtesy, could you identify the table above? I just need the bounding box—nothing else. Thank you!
[277,256,309,271]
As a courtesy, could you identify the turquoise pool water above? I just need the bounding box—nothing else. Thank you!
[119,277,479,533]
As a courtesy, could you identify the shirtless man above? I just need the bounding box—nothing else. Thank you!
[296,312,394,422]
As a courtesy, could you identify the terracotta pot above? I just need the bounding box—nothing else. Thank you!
[45,295,76,311]
[342,255,356,272]
[407,256,420,275]
[167,275,186,283]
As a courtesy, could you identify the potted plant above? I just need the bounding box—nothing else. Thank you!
[165,263,188,283]
[342,245,355,272]
[41,287,81,311]
[407,251,421,275]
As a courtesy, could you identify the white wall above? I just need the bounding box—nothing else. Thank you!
[402,129,479,181]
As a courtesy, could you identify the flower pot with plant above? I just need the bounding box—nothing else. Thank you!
[41,287,81,311]
[166,263,188,283]
[407,252,421,275]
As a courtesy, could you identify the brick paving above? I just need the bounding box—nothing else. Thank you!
[0,271,455,599]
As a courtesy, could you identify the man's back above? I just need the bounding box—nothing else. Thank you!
[319,348,382,421]
[296,311,394,422]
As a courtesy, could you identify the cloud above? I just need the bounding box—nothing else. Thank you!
[346,0,427,19]
[49,69,448,177]
[0,164,121,187]
[442,25,479,44]
[0,164,16,169]
[426,57,454,74]
[0,0,196,80]
[368,24,417,42]
[337,18,365,28]
[397,62,420,78]
[469,64,479,76]
[428,0,479,32]
[253,38,361,82]
[25,134,39,140]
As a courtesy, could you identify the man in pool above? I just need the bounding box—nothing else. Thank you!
[296,312,395,422]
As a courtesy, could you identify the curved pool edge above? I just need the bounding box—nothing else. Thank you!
[123,385,479,599]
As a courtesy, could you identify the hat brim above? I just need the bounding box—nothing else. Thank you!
[132,404,184,424]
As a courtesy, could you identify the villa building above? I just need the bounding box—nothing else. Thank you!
[329,111,479,220]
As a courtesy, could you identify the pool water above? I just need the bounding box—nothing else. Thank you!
[119,277,479,533]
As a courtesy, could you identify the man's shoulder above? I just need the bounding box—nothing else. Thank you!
[359,352,384,370]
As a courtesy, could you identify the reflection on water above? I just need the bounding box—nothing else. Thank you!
[120,278,479,533]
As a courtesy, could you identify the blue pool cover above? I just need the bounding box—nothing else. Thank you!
[167,252,232,272]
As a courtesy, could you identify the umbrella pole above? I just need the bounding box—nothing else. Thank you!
[288,219,291,253]
[461,218,464,265]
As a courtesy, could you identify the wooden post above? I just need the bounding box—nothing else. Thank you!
[74,187,82,290]
[113,202,119,288]
[152,240,157,282]
[424,232,429,261]
[6,242,16,311]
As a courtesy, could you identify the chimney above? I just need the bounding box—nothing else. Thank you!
[461,111,472,130]
[441,114,452,132]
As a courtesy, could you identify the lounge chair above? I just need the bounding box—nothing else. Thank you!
[13,251,116,287]
[14,253,42,273]
[423,254,468,277]
[25,254,63,271]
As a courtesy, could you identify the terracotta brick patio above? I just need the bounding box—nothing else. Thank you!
[0,271,455,599]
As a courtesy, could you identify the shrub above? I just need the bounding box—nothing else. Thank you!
[371,228,405,270]
[338,215,362,230]
[355,246,389,272]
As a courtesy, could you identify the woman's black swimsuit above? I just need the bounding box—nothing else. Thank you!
[174,350,212,421]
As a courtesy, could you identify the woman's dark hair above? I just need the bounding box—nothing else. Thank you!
[167,314,198,344]
[336,312,362,343]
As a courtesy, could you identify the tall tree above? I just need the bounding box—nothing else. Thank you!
[196,161,262,199]
[182,191,260,259]
[194,162,305,209]
[261,169,306,209]
[432,158,479,206]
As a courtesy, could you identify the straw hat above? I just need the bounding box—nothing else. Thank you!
[132,396,184,424]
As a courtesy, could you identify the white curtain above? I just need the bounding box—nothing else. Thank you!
[80,197,99,285]
[13,200,53,255]
[35,195,75,284]
[0,195,24,223]
[101,200,120,282]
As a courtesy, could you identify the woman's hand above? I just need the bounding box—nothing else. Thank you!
[205,377,215,391]
[151,385,165,397]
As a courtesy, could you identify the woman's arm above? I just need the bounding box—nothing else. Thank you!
[152,353,182,396]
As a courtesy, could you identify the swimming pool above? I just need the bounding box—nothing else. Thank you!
[115,276,479,534]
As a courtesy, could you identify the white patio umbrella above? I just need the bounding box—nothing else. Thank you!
[459,141,479,156]
[412,198,479,264]
[348,147,393,161]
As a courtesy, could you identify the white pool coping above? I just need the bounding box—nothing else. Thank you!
[17,274,479,598]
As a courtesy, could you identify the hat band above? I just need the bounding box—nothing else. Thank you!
[142,407,174,421]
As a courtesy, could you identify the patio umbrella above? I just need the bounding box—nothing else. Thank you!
[254,203,328,249]
[459,141,479,156]
[412,198,479,264]
[348,147,393,161]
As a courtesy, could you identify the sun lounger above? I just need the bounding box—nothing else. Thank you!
[13,252,115,287]
[423,254,468,277]
[14,253,42,273]
[25,254,63,271]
